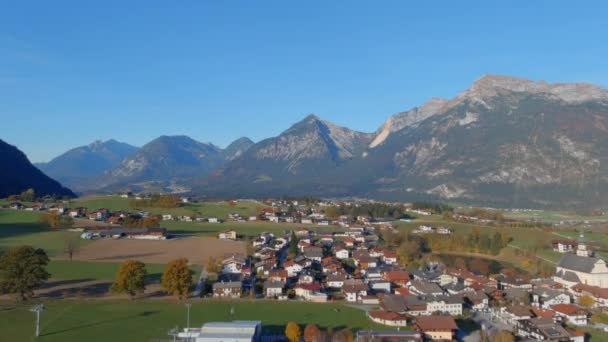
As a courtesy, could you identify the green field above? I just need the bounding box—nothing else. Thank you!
[0,209,86,257]
[164,220,341,238]
[504,209,608,224]
[71,196,265,219]
[0,300,385,342]
[47,260,170,281]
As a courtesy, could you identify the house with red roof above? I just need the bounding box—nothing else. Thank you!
[383,271,410,287]
[367,311,407,327]
[551,304,588,326]
[414,316,458,341]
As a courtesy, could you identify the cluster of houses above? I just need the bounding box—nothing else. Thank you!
[413,225,453,235]
[207,227,608,341]
[161,214,221,223]
[80,227,168,240]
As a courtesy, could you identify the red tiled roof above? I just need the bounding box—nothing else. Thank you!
[530,307,555,319]
[551,304,584,316]
[384,271,410,282]
[415,316,457,331]
[368,311,405,322]
[572,283,608,299]
[295,282,322,291]
[394,288,410,296]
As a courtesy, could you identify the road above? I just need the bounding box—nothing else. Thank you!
[192,267,208,298]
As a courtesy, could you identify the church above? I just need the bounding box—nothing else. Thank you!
[554,233,608,288]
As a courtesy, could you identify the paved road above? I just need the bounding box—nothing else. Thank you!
[192,267,208,298]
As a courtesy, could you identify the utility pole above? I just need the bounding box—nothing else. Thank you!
[185,303,192,330]
[30,304,45,338]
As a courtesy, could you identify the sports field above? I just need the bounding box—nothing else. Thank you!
[0,300,385,342]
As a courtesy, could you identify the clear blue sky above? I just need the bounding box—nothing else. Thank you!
[2,1,607,162]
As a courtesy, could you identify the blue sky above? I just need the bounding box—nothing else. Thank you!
[2,1,607,162]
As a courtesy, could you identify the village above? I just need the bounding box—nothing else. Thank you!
[3,196,608,341]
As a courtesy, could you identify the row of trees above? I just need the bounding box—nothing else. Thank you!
[382,229,513,274]
[324,203,407,219]
[11,188,37,202]
[38,212,74,229]
[111,258,194,299]
[286,322,353,342]
[122,215,161,228]
[0,245,195,301]
[411,201,453,214]
[130,194,181,208]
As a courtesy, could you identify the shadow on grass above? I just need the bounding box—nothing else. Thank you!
[41,311,161,337]
[39,279,95,290]
[93,252,164,261]
[38,282,113,299]
[0,220,48,240]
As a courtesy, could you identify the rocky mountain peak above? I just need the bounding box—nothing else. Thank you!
[458,74,608,104]
[369,97,449,148]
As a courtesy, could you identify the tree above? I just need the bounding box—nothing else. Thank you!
[289,232,299,257]
[161,258,193,299]
[64,236,80,261]
[331,328,353,342]
[0,246,50,301]
[285,321,301,342]
[490,330,515,342]
[38,212,73,229]
[206,256,220,274]
[304,324,322,342]
[454,257,468,271]
[20,188,36,202]
[488,260,502,275]
[579,295,595,308]
[324,206,339,219]
[111,260,147,299]
[469,258,490,275]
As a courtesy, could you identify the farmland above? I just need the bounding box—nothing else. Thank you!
[71,196,265,219]
[71,236,244,265]
[0,300,385,342]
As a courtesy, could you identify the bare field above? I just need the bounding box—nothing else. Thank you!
[69,236,245,265]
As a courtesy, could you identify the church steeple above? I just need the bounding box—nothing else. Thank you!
[576,231,592,257]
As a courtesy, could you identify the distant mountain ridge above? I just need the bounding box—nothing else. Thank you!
[36,139,138,188]
[0,139,75,198]
[33,75,608,208]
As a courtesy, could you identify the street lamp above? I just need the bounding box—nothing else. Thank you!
[185,303,192,330]
[29,304,45,338]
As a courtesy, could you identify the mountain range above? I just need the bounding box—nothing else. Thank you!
[35,139,139,188]
[7,74,608,208]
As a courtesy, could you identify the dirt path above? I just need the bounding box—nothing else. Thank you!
[506,244,557,265]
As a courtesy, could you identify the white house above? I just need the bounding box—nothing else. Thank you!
[264,281,284,298]
[343,283,368,302]
[284,261,303,277]
[335,248,349,259]
[222,255,246,274]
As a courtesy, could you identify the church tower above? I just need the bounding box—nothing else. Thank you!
[576,232,593,257]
